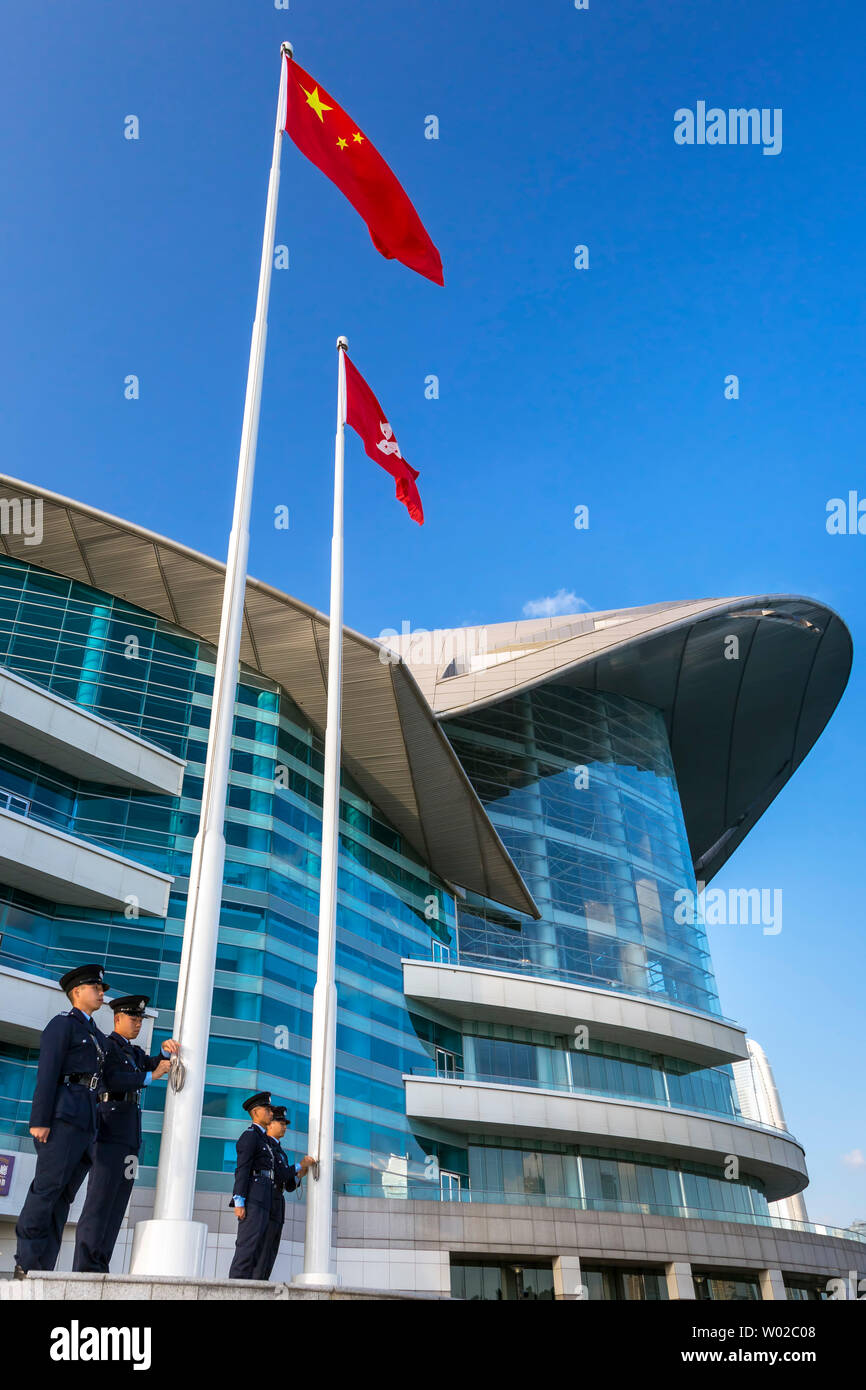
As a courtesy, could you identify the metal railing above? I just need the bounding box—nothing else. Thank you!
[0,781,167,867]
[0,788,31,818]
[404,1066,785,1133]
[411,947,740,1027]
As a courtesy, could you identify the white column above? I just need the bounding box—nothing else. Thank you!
[665,1261,696,1299]
[553,1254,585,1300]
[759,1268,788,1301]
[293,338,347,1287]
[130,43,291,1279]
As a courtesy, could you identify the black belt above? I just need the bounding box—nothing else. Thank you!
[252,1170,274,1180]
[99,1091,139,1104]
[63,1073,100,1091]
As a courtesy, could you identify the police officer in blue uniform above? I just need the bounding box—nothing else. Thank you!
[74,994,180,1272]
[252,1104,313,1281]
[14,964,110,1276]
[228,1092,276,1279]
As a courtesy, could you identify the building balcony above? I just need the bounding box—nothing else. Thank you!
[407,1062,743,1123]
[0,665,185,795]
[0,963,156,1049]
[403,1075,808,1202]
[402,959,749,1067]
[0,805,172,916]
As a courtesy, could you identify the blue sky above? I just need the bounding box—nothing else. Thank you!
[1,1,863,1225]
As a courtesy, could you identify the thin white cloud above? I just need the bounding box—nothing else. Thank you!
[522,589,588,619]
[842,1148,865,1169]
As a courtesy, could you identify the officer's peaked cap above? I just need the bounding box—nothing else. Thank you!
[60,963,108,995]
[242,1091,272,1114]
[111,995,149,1016]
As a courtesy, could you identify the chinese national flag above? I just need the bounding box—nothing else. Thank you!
[344,355,424,524]
[284,56,444,286]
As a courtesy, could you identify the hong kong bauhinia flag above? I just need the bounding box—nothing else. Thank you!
[284,56,444,285]
[344,355,424,524]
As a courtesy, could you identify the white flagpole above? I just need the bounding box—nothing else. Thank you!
[295,336,348,1286]
[130,42,292,1278]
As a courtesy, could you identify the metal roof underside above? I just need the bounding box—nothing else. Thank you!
[0,476,538,919]
[406,600,852,885]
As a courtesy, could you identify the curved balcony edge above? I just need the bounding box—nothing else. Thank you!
[0,664,185,795]
[402,959,749,1066]
[0,806,173,916]
[403,1076,808,1203]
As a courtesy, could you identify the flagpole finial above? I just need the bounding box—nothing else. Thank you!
[337,336,348,352]
[281,41,294,58]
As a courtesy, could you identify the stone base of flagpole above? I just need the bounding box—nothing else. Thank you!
[292,1271,341,1288]
[129,1219,209,1278]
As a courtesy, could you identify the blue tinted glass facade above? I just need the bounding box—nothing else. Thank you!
[466,1139,770,1223]
[0,555,456,1193]
[443,685,721,1016]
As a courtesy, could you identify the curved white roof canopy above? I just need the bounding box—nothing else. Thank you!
[0,476,538,919]
[384,598,852,883]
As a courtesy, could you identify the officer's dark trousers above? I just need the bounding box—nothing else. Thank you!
[15,1121,93,1272]
[229,1196,272,1279]
[253,1197,285,1280]
[74,1141,136,1272]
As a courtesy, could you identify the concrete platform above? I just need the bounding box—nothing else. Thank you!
[0,1271,447,1301]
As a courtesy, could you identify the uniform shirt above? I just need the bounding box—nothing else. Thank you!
[266,1135,300,1220]
[231,1123,285,1208]
[102,1033,169,1092]
[96,1033,170,1149]
[29,1007,109,1131]
[270,1136,300,1195]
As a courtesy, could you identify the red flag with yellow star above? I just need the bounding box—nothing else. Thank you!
[283,56,444,285]
[344,354,424,523]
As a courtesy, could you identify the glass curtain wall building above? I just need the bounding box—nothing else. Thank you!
[0,480,863,1299]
